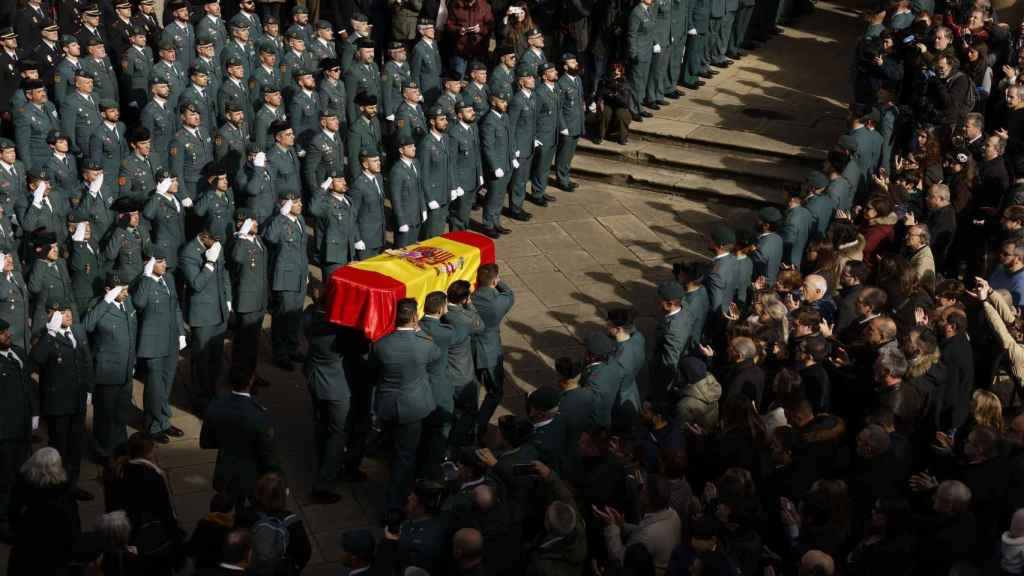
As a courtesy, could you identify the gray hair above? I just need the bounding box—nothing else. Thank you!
[20,447,67,487]
[929,183,951,203]
[911,224,930,245]
[97,510,133,548]
[876,348,908,379]
[545,501,578,537]
[805,274,828,296]
[731,336,758,362]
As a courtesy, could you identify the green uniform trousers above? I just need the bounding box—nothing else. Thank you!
[271,290,304,360]
[142,355,177,435]
[93,383,132,457]
[555,135,579,188]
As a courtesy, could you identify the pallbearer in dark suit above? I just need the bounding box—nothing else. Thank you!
[83,273,137,460]
[31,298,94,500]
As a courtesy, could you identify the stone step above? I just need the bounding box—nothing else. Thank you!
[568,152,785,207]
[576,136,809,188]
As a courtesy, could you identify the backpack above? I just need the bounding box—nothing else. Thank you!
[251,512,299,576]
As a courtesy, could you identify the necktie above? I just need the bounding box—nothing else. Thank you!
[3,351,22,368]
[159,277,169,294]
[373,176,382,197]
[64,330,75,348]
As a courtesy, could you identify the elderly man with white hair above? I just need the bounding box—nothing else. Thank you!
[789,273,837,324]
[904,223,936,288]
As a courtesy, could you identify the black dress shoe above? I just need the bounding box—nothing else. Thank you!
[542,193,557,201]
[273,357,295,371]
[680,81,701,89]
[310,489,343,504]
[631,113,644,122]
[726,51,744,58]
[710,61,728,68]
[481,227,501,239]
[74,488,94,502]
[150,432,170,444]
[655,99,669,106]
[166,426,185,438]
[640,111,653,118]
[618,137,629,145]
[665,91,681,99]
[495,224,512,234]
[642,101,660,110]
[507,209,532,221]
[699,71,714,79]
[527,195,549,207]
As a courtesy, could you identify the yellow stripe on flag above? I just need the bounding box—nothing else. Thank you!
[349,236,483,316]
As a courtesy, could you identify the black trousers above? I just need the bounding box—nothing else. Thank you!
[382,418,422,509]
[0,437,30,522]
[344,379,373,473]
[416,408,452,481]
[450,381,480,449]
[47,412,85,486]
[476,359,504,440]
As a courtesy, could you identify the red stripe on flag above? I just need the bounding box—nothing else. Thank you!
[443,231,496,264]
[325,267,406,341]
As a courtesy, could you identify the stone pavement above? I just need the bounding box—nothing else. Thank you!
[0,2,862,573]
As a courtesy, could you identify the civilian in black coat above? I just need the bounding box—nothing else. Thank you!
[938,309,974,432]
[721,336,765,408]
[834,260,869,337]
[925,187,957,274]
[6,447,79,576]
[796,335,831,413]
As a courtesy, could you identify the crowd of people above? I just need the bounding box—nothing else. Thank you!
[14,0,1024,573]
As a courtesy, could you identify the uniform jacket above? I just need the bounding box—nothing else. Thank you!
[263,213,309,293]
[31,324,93,416]
[200,391,279,497]
[133,272,185,358]
[83,298,138,387]
[180,237,231,327]
[372,328,440,423]
[471,281,514,369]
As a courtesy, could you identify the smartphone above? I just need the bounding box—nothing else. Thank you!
[512,464,538,477]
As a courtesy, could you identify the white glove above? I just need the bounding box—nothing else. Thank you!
[561,128,569,135]
[0,253,7,271]
[143,257,156,277]
[32,416,38,431]
[227,301,232,313]
[450,189,458,200]
[254,152,267,167]
[87,393,92,405]
[589,102,597,113]
[72,222,87,242]
[399,224,409,232]
[456,186,465,197]
[298,149,306,158]
[494,168,504,178]
[205,241,222,262]
[103,286,122,304]
[688,27,697,35]
[181,197,193,208]
[534,139,542,148]
[156,178,172,196]
[32,183,45,207]
[238,218,255,236]
[428,200,440,210]
[179,335,187,350]
[321,176,332,190]
[512,159,520,169]
[479,175,484,186]
[386,114,395,121]
[355,240,366,250]
[653,43,662,53]
[280,199,293,216]
[46,311,63,333]
[89,173,104,193]
[421,210,427,222]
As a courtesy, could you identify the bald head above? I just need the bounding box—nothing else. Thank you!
[800,550,835,576]
[453,528,483,564]
[473,484,495,511]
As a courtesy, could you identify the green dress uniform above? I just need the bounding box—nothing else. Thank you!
[19,187,71,245]
[249,64,281,112]
[81,56,119,103]
[239,161,276,225]
[682,0,710,86]
[197,55,223,105]
[417,130,454,240]
[346,114,382,179]
[652,308,691,390]
[318,78,347,128]
[417,315,455,479]
[0,271,30,351]
[287,87,321,146]
[613,330,646,424]
[140,98,176,172]
[133,270,186,435]
[628,2,656,113]
[151,60,187,111]
[83,297,137,457]
[262,208,309,363]
[228,232,268,372]
[253,104,287,152]
[308,188,357,279]
[180,236,232,410]
[344,61,381,125]
[382,60,411,121]
[389,158,426,248]
[395,101,427,147]
[667,0,690,92]
[118,152,157,203]
[507,87,536,212]
[88,121,129,182]
[682,286,709,354]
[410,38,442,104]
[60,90,101,156]
[555,72,584,189]
[581,358,625,429]
[53,57,79,108]
[530,80,558,200]
[162,21,196,73]
[480,107,514,231]
[103,223,150,283]
[223,39,256,82]
[338,33,366,76]
[303,304,350,491]
[350,169,386,257]
[31,322,93,487]
[169,125,215,203]
[0,160,25,223]
[752,231,783,285]
[303,129,346,198]
[45,153,79,204]
[782,204,813,267]
[14,100,58,170]
[463,80,490,117]
[471,280,514,436]
[826,175,853,215]
[706,0,726,65]
[0,343,32,527]
[443,302,484,447]
[707,252,738,316]
[649,0,671,102]
[804,192,835,240]
[143,192,187,272]
[27,259,76,341]
[436,90,460,123]
[181,83,217,132]
[67,240,102,313]
[267,144,302,201]
[199,389,279,499]
[731,0,755,54]
[214,121,251,181]
[194,188,236,243]
[195,15,227,57]
[448,118,482,232]
[520,48,546,75]
[488,64,513,98]
[309,37,336,62]
[122,46,154,111]
[371,327,439,507]
[280,49,315,98]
